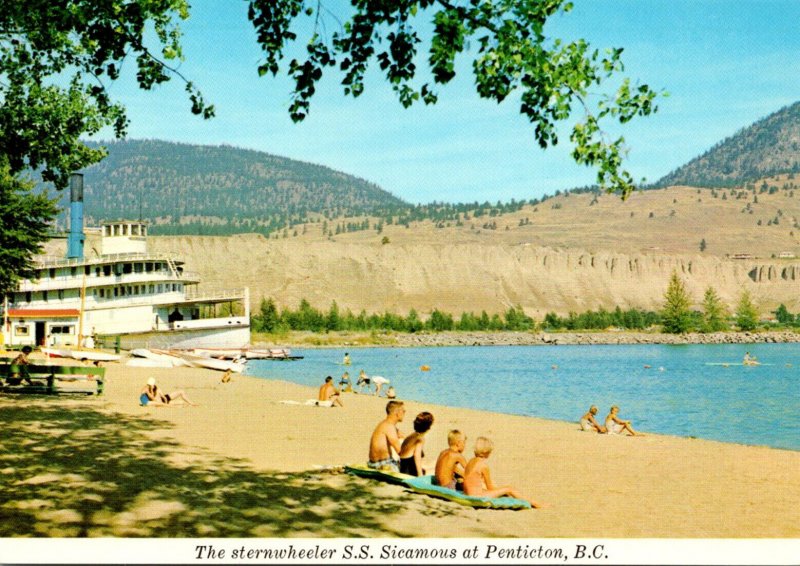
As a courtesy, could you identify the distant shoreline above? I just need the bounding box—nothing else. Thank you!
[257,329,800,348]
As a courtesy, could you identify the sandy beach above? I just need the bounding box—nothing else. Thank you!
[0,356,798,538]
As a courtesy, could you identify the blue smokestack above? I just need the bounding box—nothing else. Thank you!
[67,173,84,259]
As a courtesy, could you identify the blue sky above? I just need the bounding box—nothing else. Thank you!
[101,0,800,204]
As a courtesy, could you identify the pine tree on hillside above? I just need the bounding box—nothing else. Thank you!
[701,286,729,332]
[661,271,693,333]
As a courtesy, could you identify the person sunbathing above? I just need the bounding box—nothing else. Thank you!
[604,405,640,435]
[463,436,542,508]
[398,412,434,476]
[318,375,343,407]
[579,405,607,433]
[140,377,196,406]
[434,429,467,490]
[368,400,405,471]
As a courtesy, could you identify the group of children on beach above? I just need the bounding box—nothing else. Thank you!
[368,400,542,507]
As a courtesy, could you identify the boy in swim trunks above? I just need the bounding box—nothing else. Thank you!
[434,429,467,490]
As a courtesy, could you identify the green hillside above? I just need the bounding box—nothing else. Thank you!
[656,101,800,188]
[48,139,408,234]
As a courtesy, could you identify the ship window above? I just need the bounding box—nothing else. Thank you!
[95,267,101,277]
[51,325,74,335]
[103,265,111,276]
[114,287,119,297]
[123,263,132,274]
[127,286,132,295]
[99,289,105,298]
[157,284,163,293]
[134,286,139,295]
[145,262,153,272]
[58,290,64,300]
[134,263,143,273]
[85,265,90,276]
[132,225,140,236]
[122,225,129,236]
[15,326,29,336]
[120,287,125,296]
[155,263,161,271]
[49,268,56,279]
[148,285,154,293]
[71,267,77,276]
[25,292,31,303]
[42,291,48,302]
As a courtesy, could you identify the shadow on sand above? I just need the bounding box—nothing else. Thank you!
[0,397,408,537]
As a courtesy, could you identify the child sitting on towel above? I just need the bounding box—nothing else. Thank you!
[463,436,542,508]
[434,429,467,490]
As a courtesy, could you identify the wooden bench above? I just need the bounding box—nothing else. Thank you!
[0,363,105,395]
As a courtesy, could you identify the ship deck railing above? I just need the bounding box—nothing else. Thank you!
[34,252,187,268]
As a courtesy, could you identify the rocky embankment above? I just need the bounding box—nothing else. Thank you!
[390,330,800,347]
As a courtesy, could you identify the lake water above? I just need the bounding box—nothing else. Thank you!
[248,343,800,451]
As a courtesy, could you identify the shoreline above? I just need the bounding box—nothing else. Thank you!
[255,329,800,348]
[1,359,797,537]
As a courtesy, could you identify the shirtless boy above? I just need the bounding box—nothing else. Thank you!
[579,405,606,433]
[318,375,343,407]
[434,429,467,490]
[463,436,542,508]
[368,400,406,471]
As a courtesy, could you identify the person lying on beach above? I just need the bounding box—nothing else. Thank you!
[434,429,467,490]
[220,369,232,384]
[8,345,33,385]
[318,376,343,407]
[140,377,197,407]
[463,436,542,508]
[372,375,390,397]
[604,405,640,435]
[368,400,406,472]
[398,412,434,476]
[579,405,607,433]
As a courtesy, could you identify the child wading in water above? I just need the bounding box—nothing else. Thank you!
[463,436,543,508]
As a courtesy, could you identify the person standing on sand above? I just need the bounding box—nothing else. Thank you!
[339,371,352,392]
[398,412,434,476]
[604,405,640,435]
[368,400,406,471]
[318,375,343,407]
[579,405,607,433]
[434,429,467,490]
[356,369,371,393]
[463,436,542,508]
[372,375,390,397]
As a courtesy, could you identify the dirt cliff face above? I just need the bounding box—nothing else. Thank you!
[148,235,800,316]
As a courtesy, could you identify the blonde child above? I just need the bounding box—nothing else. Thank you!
[434,429,467,490]
[463,436,542,508]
